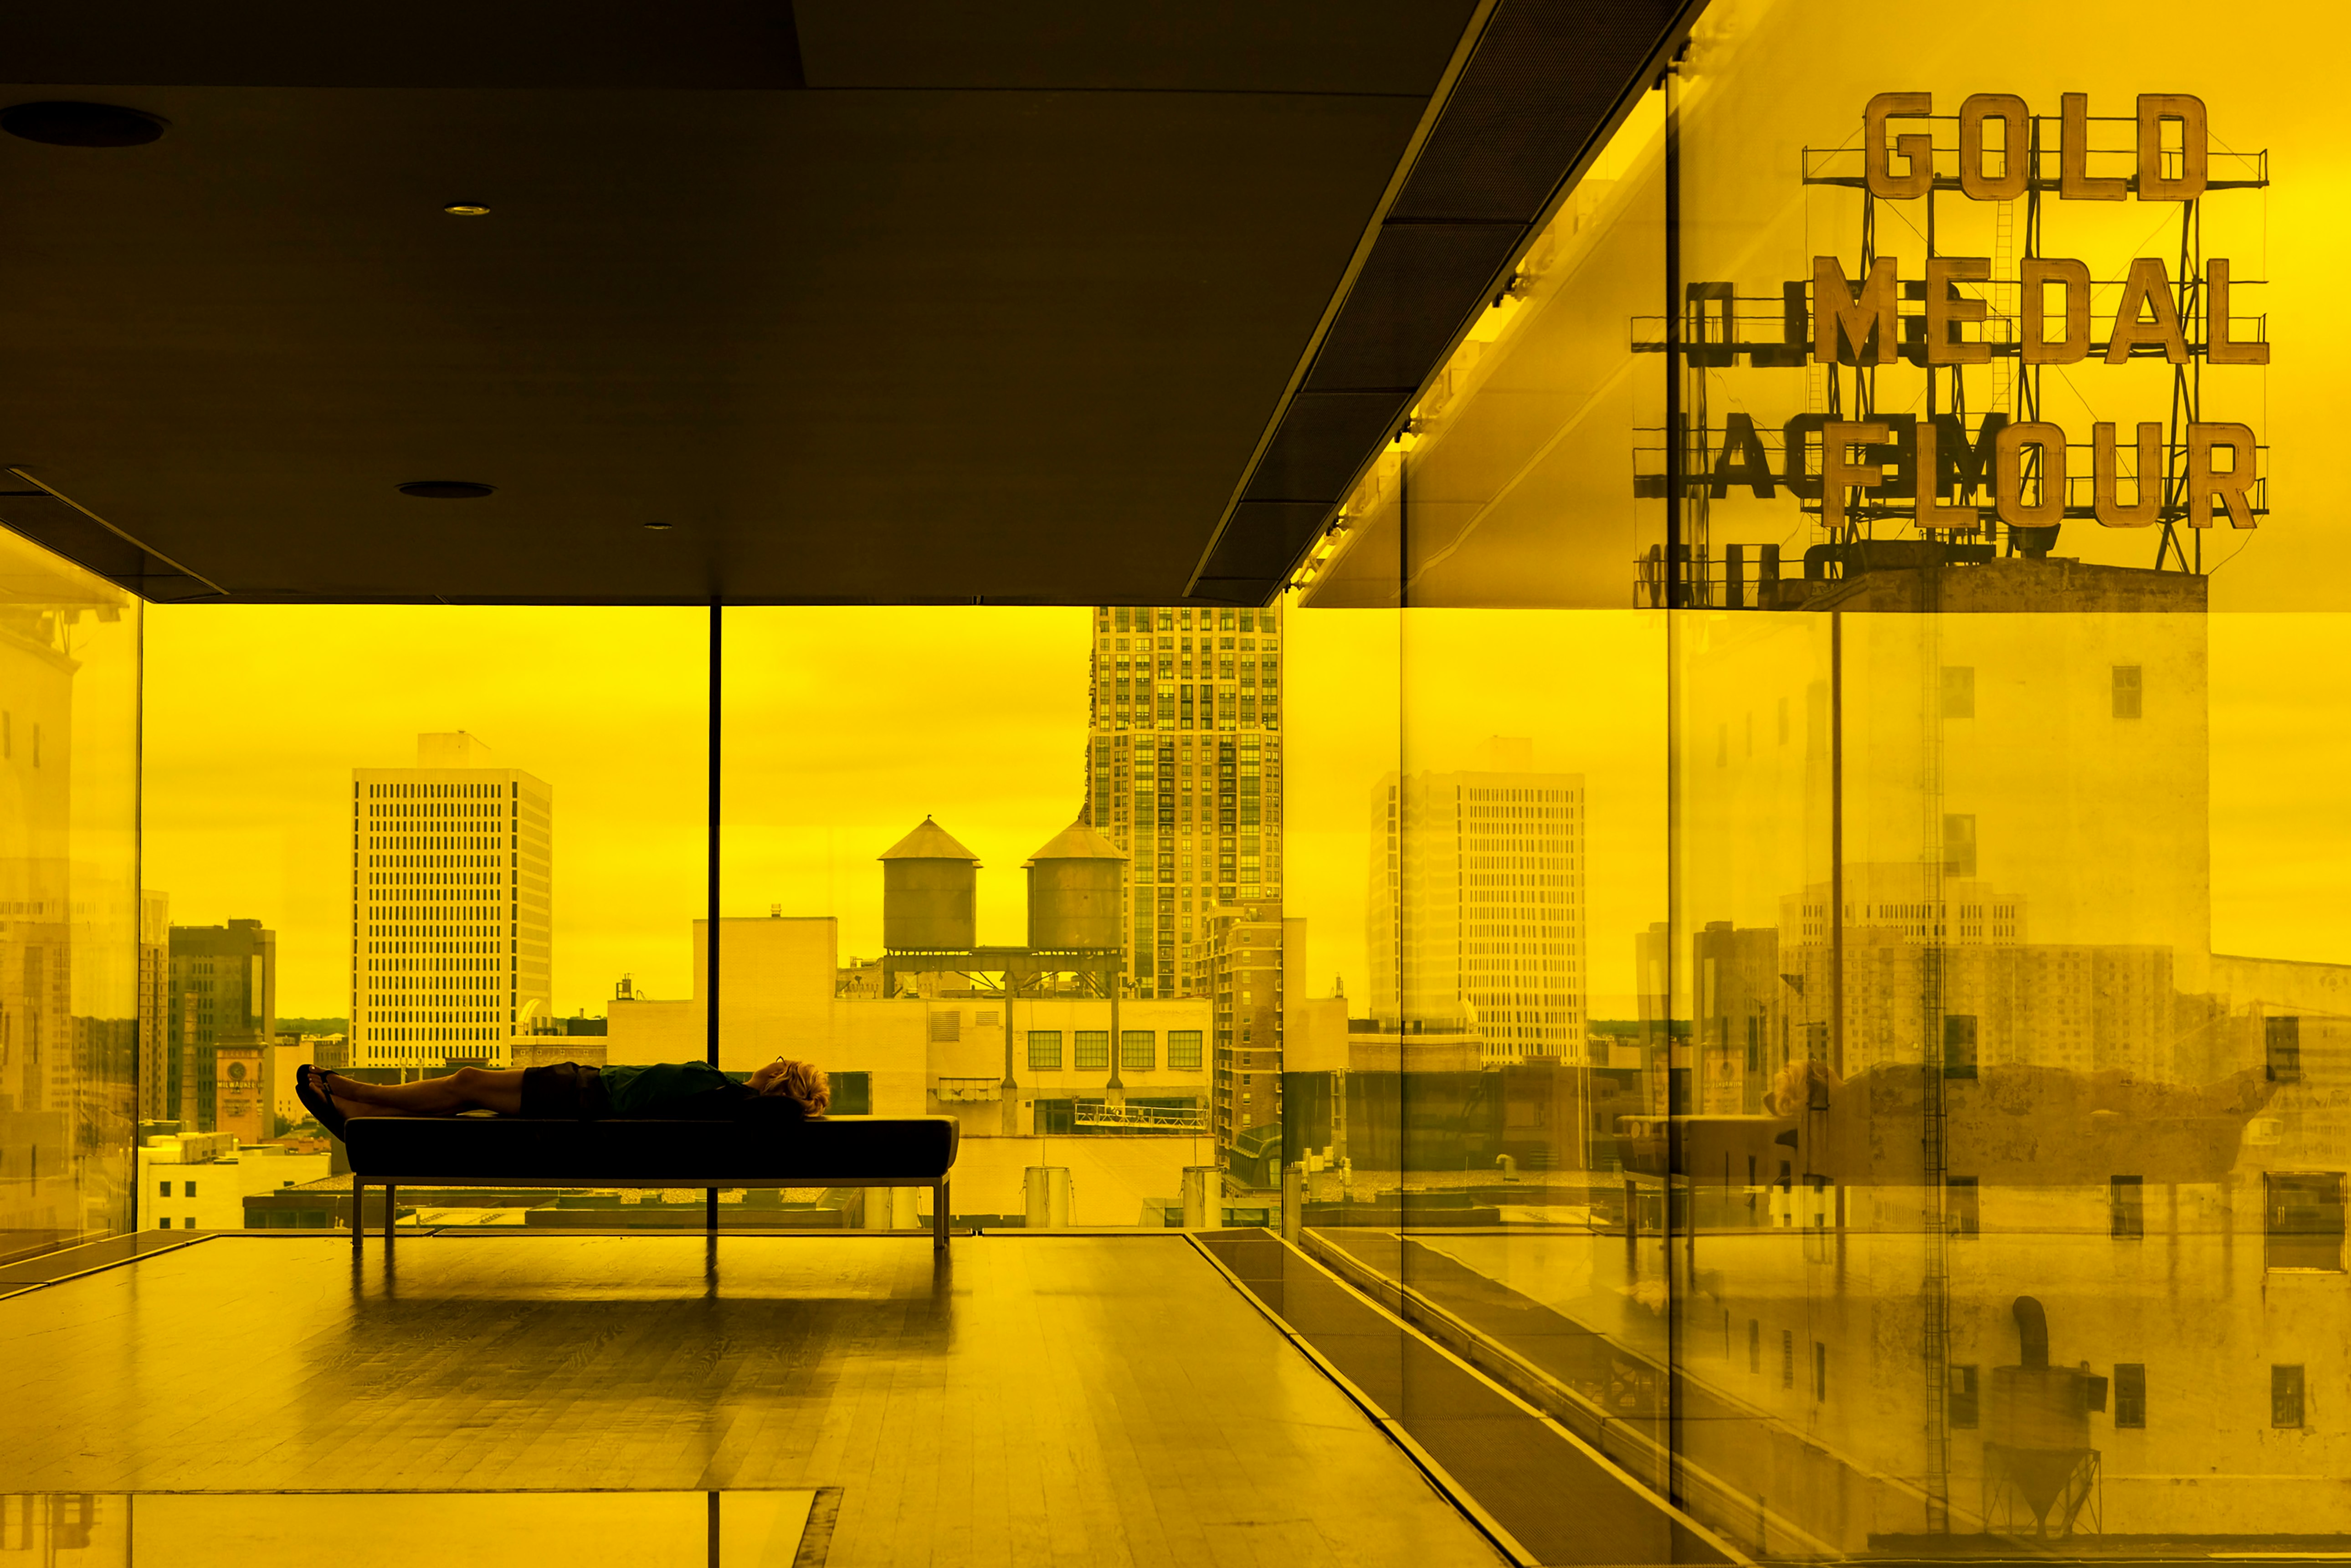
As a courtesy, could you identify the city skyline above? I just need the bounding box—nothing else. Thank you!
[136,605,2351,1020]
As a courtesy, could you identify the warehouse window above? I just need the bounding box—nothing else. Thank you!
[2115,1364,2146,1429]
[2273,1366,2306,1429]
[2266,1173,2345,1271]
[2113,664,2143,718]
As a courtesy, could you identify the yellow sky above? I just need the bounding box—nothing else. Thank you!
[144,605,710,1017]
[143,600,1672,1018]
[141,601,2344,1020]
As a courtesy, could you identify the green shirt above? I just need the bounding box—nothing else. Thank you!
[598,1060,734,1116]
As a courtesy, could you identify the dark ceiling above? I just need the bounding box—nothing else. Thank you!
[0,1,1483,605]
[1191,0,1688,605]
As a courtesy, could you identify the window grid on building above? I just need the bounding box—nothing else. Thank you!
[349,755,552,1071]
[1085,604,1282,1004]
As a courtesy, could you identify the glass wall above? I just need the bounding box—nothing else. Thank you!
[713,605,1244,1230]
[1283,73,1687,1504]
[0,528,139,1258]
[140,605,705,1232]
[1283,0,2347,1554]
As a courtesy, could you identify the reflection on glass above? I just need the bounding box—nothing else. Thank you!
[0,529,138,1258]
[0,1491,812,1566]
[1278,0,2351,1553]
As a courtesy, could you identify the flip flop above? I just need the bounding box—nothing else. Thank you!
[295,1064,349,1139]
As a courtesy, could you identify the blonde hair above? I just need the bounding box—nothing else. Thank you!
[1765,1056,1843,1117]
[762,1058,830,1117]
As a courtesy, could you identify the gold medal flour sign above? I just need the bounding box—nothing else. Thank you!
[1685,92,2266,544]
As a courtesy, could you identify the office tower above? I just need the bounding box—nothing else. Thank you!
[1634,919,1670,1056]
[138,891,169,1123]
[1206,901,1286,1153]
[166,918,276,1132]
[1692,921,1782,1114]
[1082,603,1283,1000]
[1370,756,1587,1064]
[1771,863,2184,1082]
[350,732,550,1069]
[0,622,76,1145]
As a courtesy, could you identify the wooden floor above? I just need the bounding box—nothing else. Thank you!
[0,1233,1507,1568]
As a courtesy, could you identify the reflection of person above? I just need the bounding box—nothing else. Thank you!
[296,1058,828,1136]
[1763,1056,1843,1117]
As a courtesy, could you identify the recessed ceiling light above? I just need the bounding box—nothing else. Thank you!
[443,203,490,216]
[643,521,674,531]
[2,101,167,147]
[398,481,495,499]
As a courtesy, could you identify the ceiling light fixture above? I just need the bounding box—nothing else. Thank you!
[643,521,674,530]
[1,101,167,147]
[442,203,490,216]
[397,481,495,499]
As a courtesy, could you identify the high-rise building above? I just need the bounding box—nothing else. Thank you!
[1692,921,1782,1115]
[1082,603,1283,1000]
[1767,862,2190,1085]
[137,890,169,1124]
[349,732,550,1069]
[1370,754,1587,1064]
[1205,901,1286,1153]
[166,918,275,1132]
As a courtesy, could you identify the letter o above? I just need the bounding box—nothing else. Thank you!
[1960,94,2032,201]
[1995,422,2068,527]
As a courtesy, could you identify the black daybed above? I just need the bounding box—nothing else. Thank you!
[341,1113,961,1250]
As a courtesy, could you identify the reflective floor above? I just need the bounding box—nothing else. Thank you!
[0,1490,816,1566]
[0,1234,1508,1567]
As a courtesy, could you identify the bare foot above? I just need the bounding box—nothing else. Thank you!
[320,1071,388,1106]
[329,1091,386,1122]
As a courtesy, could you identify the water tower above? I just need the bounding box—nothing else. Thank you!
[879,816,979,952]
[1025,820,1126,952]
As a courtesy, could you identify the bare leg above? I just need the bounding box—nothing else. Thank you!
[329,1089,389,1123]
[321,1067,526,1117]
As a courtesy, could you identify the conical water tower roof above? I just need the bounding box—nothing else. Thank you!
[878,816,980,862]
[1024,819,1128,865]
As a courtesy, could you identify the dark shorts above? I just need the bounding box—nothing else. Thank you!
[519,1062,612,1120]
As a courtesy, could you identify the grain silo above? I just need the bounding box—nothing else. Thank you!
[879,816,979,952]
[1024,819,1127,952]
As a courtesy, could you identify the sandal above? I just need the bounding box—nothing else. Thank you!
[295,1064,349,1139]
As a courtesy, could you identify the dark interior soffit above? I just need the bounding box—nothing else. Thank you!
[1188,0,1708,605]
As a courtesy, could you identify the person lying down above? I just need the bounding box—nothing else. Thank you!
[295,1058,829,1137]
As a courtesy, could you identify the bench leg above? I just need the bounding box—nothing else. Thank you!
[384,1183,396,1250]
[933,1181,949,1252]
[352,1175,363,1250]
